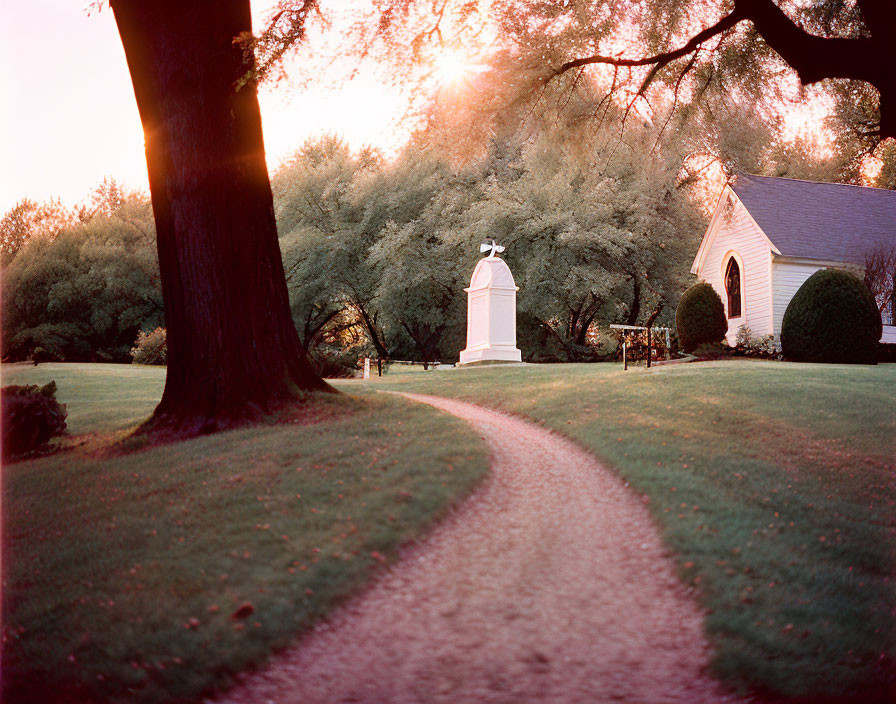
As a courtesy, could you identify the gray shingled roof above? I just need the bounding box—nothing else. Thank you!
[731,173,896,265]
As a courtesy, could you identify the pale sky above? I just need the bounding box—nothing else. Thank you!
[0,1,412,213]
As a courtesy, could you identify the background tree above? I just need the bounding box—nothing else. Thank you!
[2,191,163,362]
[0,199,78,267]
[460,116,699,361]
[273,137,377,354]
[368,166,479,367]
[864,243,896,325]
[274,138,462,363]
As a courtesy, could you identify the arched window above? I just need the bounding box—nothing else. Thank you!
[725,257,742,318]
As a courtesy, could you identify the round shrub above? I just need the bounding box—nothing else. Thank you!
[676,282,728,353]
[130,327,167,365]
[2,381,67,459]
[781,269,881,364]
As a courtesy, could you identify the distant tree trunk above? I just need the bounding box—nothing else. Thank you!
[401,321,443,370]
[111,0,330,434]
[626,275,642,326]
[299,306,341,351]
[354,301,390,361]
[645,302,664,328]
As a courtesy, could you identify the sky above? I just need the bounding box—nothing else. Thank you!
[0,1,412,213]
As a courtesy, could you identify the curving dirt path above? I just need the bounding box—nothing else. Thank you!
[212,393,738,704]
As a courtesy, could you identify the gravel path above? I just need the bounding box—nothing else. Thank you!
[212,393,737,704]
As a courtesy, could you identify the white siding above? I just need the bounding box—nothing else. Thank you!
[770,261,824,335]
[882,326,896,344]
[698,196,773,343]
[771,261,892,344]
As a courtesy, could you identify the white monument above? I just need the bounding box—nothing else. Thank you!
[458,240,522,364]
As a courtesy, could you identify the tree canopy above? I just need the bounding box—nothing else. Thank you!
[253,0,895,165]
[2,188,162,362]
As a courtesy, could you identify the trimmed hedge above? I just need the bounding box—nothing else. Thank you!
[676,282,729,353]
[2,382,68,459]
[781,269,881,364]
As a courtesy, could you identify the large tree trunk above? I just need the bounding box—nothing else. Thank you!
[111,0,330,435]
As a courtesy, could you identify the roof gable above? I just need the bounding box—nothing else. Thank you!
[690,186,776,275]
[731,174,896,265]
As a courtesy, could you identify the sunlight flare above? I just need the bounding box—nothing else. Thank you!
[433,50,485,86]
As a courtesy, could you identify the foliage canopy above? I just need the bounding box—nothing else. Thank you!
[1,188,162,363]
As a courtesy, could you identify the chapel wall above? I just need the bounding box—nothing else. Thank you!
[701,193,773,343]
[770,261,824,336]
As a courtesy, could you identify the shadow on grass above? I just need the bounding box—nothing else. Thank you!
[3,385,489,704]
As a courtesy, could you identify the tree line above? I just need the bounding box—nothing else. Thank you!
[4,98,886,371]
[1,180,163,363]
[1,124,694,368]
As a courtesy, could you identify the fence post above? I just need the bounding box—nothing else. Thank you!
[646,327,652,369]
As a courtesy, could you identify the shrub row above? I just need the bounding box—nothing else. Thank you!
[676,270,882,364]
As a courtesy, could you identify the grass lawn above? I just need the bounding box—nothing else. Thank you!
[2,363,167,435]
[1,364,488,704]
[373,360,896,702]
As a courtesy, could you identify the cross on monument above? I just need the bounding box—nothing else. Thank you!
[479,239,506,258]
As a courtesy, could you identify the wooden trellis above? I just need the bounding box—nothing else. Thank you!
[609,324,671,370]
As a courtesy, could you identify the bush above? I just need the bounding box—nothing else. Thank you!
[732,324,780,359]
[130,327,167,365]
[781,269,881,364]
[734,324,753,348]
[307,344,361,379]
[2,382,67,459]
[8,323,93,364]
[691,342,731,360]
[676,282,728,353]
[31,347,55,365]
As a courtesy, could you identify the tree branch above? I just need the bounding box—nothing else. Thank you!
[552,0,893,138]
[552,10,745,79]
[735,0,875,85]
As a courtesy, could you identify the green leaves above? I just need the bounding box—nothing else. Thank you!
[2,194,160,363]
[274,125,699,365]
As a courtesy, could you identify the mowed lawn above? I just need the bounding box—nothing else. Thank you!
[1,364,488,704]
[3,362,168,434]
[374,360,896,702]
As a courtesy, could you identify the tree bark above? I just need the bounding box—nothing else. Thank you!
[111,0,330,435]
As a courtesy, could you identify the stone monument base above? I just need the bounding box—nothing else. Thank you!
[458,345,522,365]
